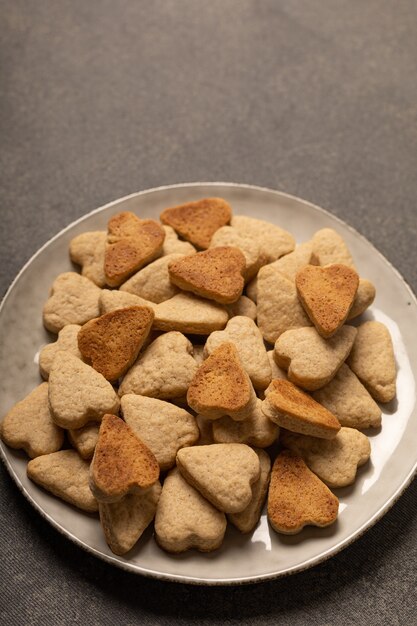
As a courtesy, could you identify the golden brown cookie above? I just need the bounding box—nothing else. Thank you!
[77,306,154,381]
[160,197,232,249]
[296,264,359,338]
[187,343,258,421]
[267,450,339,534]
[168,247,246,304]
[104,211,165,287]
[89,414,159,503]
[262,379,341,439]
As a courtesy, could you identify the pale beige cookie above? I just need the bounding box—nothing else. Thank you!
[270,241,315,281]
[312,363,382,429]
[246,241,315,303]
[160,197,232,249]
[90,414,159,503]
[120,253,184,303]
[281,427,371,488]
[121,395,199,471]
[69,231,107,287]
[347,279,376,320]
[268,450,339,534]
[212,398,279,448]
[77,306,154,381]
[296,264,359,338]
[311,228,356,269]
[209,225,267,280]
[48,352,120,429]
[39,324,83,379]
[43,272,101,333]
[153,292,228,335]
[225,295,257,321]
[267,351,287,381]
[274,325,357,390]
[99,289,156,314]
[195,414,215,445]
[187,343,258,421]
[99,482,162,555]
[204,316,271,390]
[168,247,246,304]
[154,468,227,553]
[162,225,196,256]
[231,215,295,263]
[228,449,271,533]
[257,266,311,344]
[104,211,165,287]
[176,443,260,513]
[119,332,198,399]
[67,422,100,460]
[27,449,98,512]
[347,321,396,402]
[245,276,258,303]
[1,383,64,458]
[193,344,205,366]
[262,379,341,439]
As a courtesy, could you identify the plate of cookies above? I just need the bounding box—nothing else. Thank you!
[1,182,416,584]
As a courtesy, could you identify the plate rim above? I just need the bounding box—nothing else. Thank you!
[1,181,416,586]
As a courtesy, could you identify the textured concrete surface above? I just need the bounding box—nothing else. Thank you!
[1,1,416,624]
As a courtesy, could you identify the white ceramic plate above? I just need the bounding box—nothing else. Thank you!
[1,183,416,585]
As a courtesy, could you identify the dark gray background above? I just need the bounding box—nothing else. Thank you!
[1,1,416,624]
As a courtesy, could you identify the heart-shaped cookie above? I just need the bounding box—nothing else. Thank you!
[347,320,396,403]
[296,264,359,338]
[90,414,160,503]
[160,197,232,249]
[262,379,341,439]
[69,231,107,287]
[274,325,357,390]
[43,272,101,333]
[187,343,258,421]
[77,305,154,381]
[204,316,272,390]
[153,292,228,335]
[212,398,279,448]
[27,449,98,512]
[168,247,246,304]
[121,394,199,470]
[280,427,371,488]
[228,449,271,533]
[267,450,339,534]
[154,468,227,553]
[176,443,260,513]
[39,324,83,379]
[104,211,165,287]
[119,331,198,399]
[1,383,64,458]
[99,482,162,555]
[312,363,381,429]
[48,352,120,429]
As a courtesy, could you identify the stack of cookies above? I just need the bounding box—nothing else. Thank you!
[1,198,397,555]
